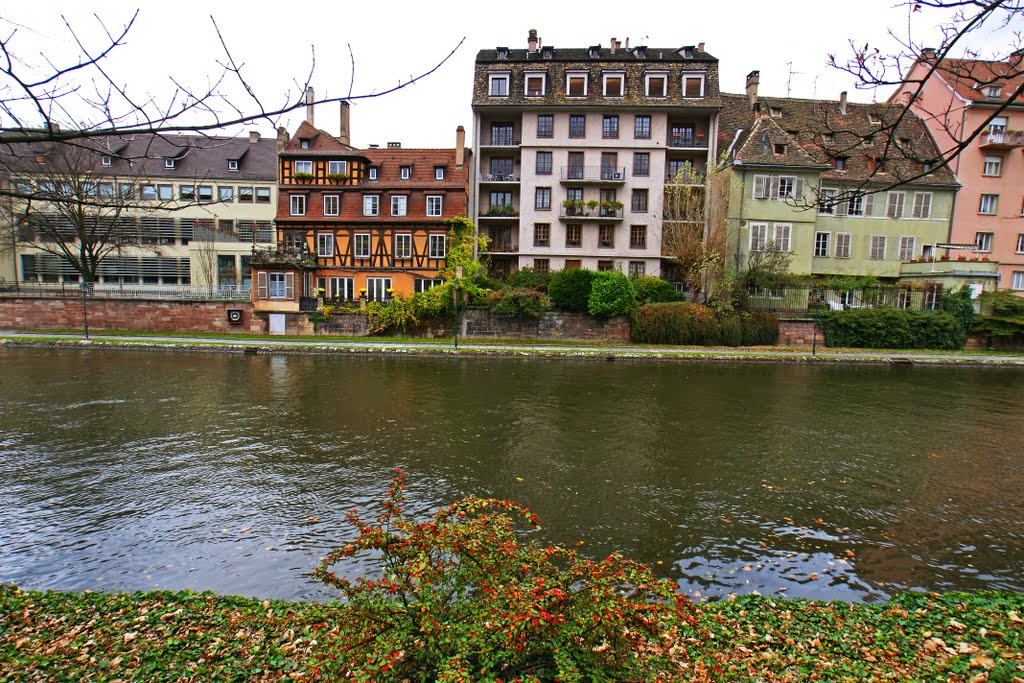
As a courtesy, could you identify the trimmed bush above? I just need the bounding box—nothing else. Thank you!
[505,267,550,291]
[631,303,780,346]
[548,268,598,311]
[819,308,965,350]
[942,285,975,333]
[633,276,684,305]
[740,311,780,346]
[587,271,636,317]
[719,314,743,346]
[487,287,550,317]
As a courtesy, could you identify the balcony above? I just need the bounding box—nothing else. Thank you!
[979,130,1024,149]
[558,166,627,184]
[479,204,520,221]
[559,201,624,221]
[479,172,521,184]
[480,136,521,148]
[667,131,709,149]
[250,247,314,268]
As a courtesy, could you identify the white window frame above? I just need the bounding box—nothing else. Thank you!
[391,195,408,217]
[984,85,1002,98]
[426,195,443,217]
[777,176,798,200]
[566,71,588,97]
[317,232,335,258]
[645,72,668,98]
[869,235,887,260]
[394,233,412,260]
[1016,234,1024,253]
[366,277,392,302]
[835,233,852,258]
[263,271,294,300]
[353,233,371,259]
[814,231,830,257]
[983,156,1003,177]
[602,71,625,98]
[289,194,306,216]
[773,223,792,252]
[101,155,112,167]
[228,159,239,171]
[218,186,233,202]
[524,71,546,97]
[415,278,443,293]
[750,223,768,251]
[400,166,412,180]
[294,160,313,175]
[886,191,906,218]
[324,194,340,216]
[976,232,994,252]
[753,175,771,199]
[329,276,353,300]
[848,193,873,217]
[328,160,347,175]
[363,194,380,217]
[489,72,510,97]
[979,194,998,215]
[818,188,838,214]
[681,72,706,98]
[988,116,1007,137]
[164,158,175,169]
[368,167,379,180]
[1012,271,1024,290]
[429,234,447,259]
[912,192,932,219]
[898,236,916,261]
[435,166,446,180]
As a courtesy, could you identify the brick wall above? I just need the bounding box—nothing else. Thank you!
[778,319,819,347]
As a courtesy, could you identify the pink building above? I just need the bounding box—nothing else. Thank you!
[893,52,1024,292]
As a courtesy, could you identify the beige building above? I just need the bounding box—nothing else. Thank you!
[1,132,277,290]
[471,31,720,278]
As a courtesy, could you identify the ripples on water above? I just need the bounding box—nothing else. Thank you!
[0,348,1021,602]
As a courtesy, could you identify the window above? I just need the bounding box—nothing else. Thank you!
[564,259,582,270]
[317,232,334,257]
[753,175,771,199]
[426,195,443,217]
[567,72,588,97]
[415,278,443,293]
[329,277,354,300]
[603,73,624,97]
[976,232,994,252]
[368,167,378,180]
[777,176,798,200]
[491,123,515,146]
[218,186,233,202]
[599,189,617,216]
[770,107,783,118]
[818,188,838,214]
[984,85,1002,98]
[814,232,830,257]
[979,194,998,215]
[290,194,306,216]
[633,152,650,176]
[634,115,651,139]
[534,223,550,247]
[101,155,112,167]
[255,187,271,203]
[1013,272,1024,290]
[886,191,906,218]
[600,152,619,179]
[597,260,614,272]
[536,151,553,175]
[1017,234,1024,253]
[645,73,667,98]
[400,166,412,180]
[535,187,551,210]
[236,186,252,203]
[534,258,550,274]
[630,225,647,249]
[391,195,408,216]
[774,143,788,155]
[429,234,447,258]
[324,194,340,216]
[537,114,554,138]
[164,158,175,169]
[869,235,887,260]
[328,160,347,176]
[848,193,873,217]
[363,195,380,216]
[566,152,584,180]
[435,166,446,180]
[353,233,371,258]
[773,224,792,252]
[750,223,768,251]
[119,183,134,199]
[97,182,114,198]
[294,160,313,175]
[266,272,291,299]
[629,261,645,278]
[989,116,1007,137]
[197,185,213,202]
[598,224,615,248]
[300,139,310,149]
[569,115,586,138]
[983,156,1003,176]
[141,184,157,200]
[179,185,195,201]
[910,192,932,219]
[565,224,582,247]
[489,73,510,97]
[602,115,619,138]
[835,233,852,258]
[682,72,705,98]
[898,236,916,261]
[631,189,648,212]
[366,277,392,302]
[833,157,847,171]
[525,72,546,97]
[395,233,412,259]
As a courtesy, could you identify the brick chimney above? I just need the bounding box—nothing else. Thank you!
[276,126,290,152]
[839,91,848,115]
[339,101,351,146]
[610,37,619,53]
[746,70,760,107]
[455,126,465,167]
[920,47,937,60]
[528,29,538,53]
[305,86,315,125]
[697,42,705,53]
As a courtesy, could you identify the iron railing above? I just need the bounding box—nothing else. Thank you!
[559,166,627,181]
[1,282,252,301]
[741,285,946,316]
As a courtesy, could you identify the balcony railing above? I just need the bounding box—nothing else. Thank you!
[480,204,520,219]
[980,130,1024,148]
[559,166,627,182]
[559,204,624,221]
[484,136,520,146]
[479,172,520,182]
[668,133,708,148]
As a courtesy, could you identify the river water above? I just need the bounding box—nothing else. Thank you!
[0,347,1021,602]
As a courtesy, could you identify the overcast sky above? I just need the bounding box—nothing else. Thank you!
[2,1,1020,148]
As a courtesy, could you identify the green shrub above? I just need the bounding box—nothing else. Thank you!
[819,308,965,350]
[547,268,598,311]
[719,313,743,346]
[631,302,722,345]
[633,276,683,305]
[487,287,551,317]
[505,267,551,291]
[942,286,976,333]
[973,290,1024,337]
[587,271,636,317]
[740,311,780,346]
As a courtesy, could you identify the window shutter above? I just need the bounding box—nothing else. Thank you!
[836,197,849,216]
[864,193,874,216]
[284,272,294,300]
[257,271,267,299]
[753,175,767,199]
[794,178,804,200]
[769,176,779,199]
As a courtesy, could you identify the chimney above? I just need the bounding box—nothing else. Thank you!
[746,70,760,107]
[455,126,465,167]
[339,101,351,146]
[387,141,401,148]
[920,47,937,60]
[305,86,315,126]
[839,91,848,115]
[625,37,630,49]
[276,126,290,152]
[528,29,538,53]
[610,37,619,53]
[697,42,705,53]
[248,131,261,143]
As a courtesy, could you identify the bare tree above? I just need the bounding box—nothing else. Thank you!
[661,162,729,300]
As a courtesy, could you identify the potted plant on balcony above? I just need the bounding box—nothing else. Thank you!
[599,200,623,217]
[293,172,314,183]
[562,199,584,216]
[586,199,600,215]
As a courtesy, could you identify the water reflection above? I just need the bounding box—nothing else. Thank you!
[0,348,1021,602]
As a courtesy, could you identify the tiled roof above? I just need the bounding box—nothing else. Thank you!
[718,93,958,186]
[281,120,359,156]
[364,148,470,185]
[476,46,716,64]
[926,56,1024,105]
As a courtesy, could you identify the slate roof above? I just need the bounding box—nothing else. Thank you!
[718,93,958,186]
[475,45,716,64]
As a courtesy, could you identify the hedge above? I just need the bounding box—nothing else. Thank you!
[587,271,636,317]
[633,276,684,305]
[631,302,779,346]
[819,307,965,350]
[487,287,550,317]
[547,268,598,311]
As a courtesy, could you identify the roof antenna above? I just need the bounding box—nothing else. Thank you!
[786,61,804,97]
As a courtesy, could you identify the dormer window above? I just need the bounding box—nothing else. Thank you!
[541,45,554,59]
[400,166,412,180]
[774,143,788,155]
[300,139,310,149]
[228,159,239,171]
[496,47,509,60]
[645,72,668,98]
[566,71,588,97]
[100,155,112,167]
[682,72,705,98]
[833,157,847,171]
[603,72,625,97]
[635,46,646,60]
[368,167,378,180]
[164,158,175,169]
[984,85,1002,97]
[770,107,783,118]
[589,46,600,59]
[525,72,546,97]
[489,72,510,97]
[435,166,446,180]
[679,47,694,59]
[868,113,881,124]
